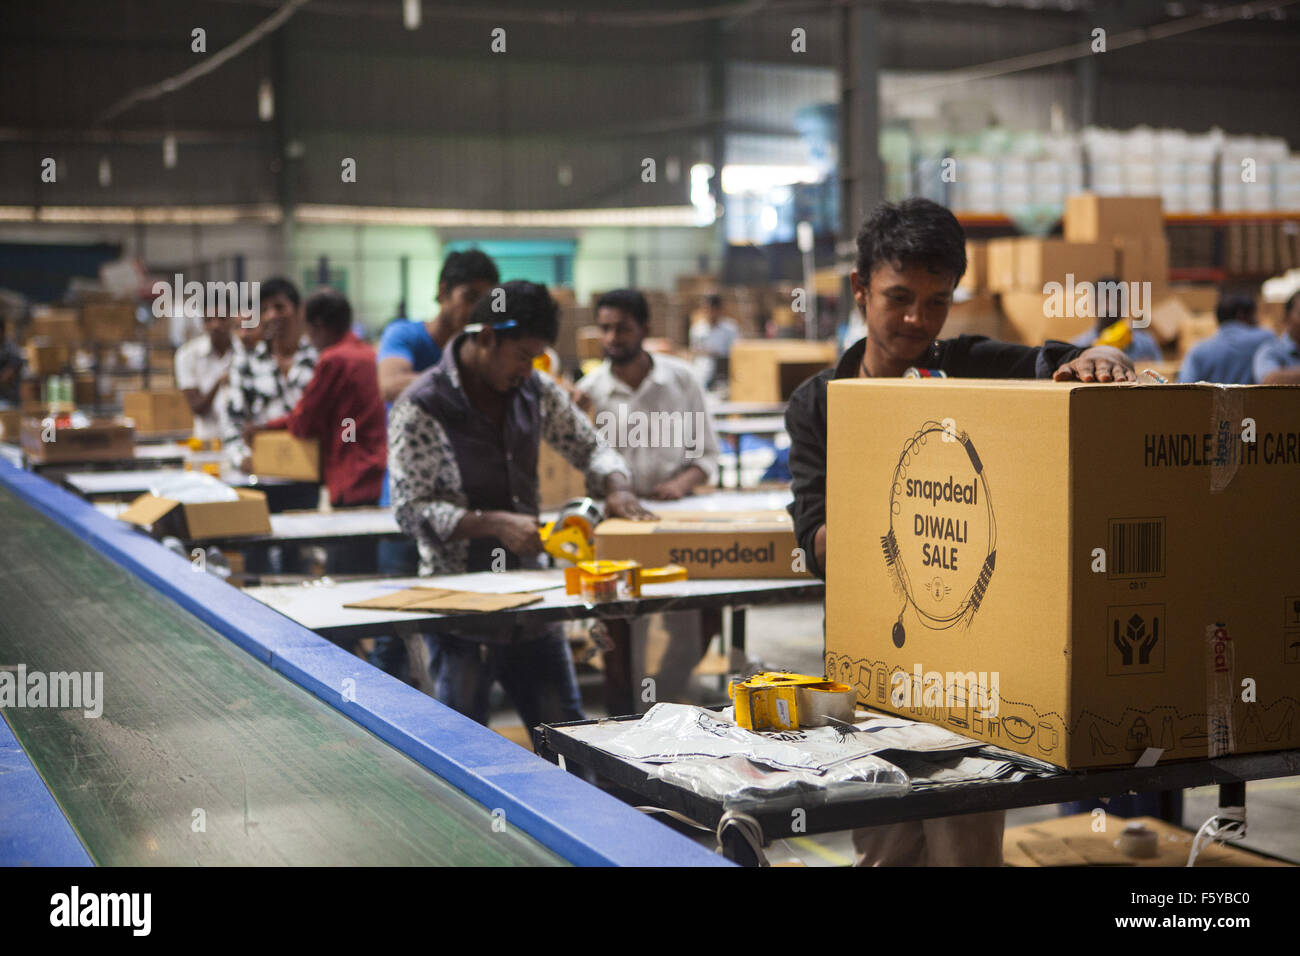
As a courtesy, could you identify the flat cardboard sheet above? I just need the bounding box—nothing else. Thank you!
[344,586,545,613]
[1004,814,1292,867]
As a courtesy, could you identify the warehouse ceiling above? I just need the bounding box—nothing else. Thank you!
[1,0,1296,209]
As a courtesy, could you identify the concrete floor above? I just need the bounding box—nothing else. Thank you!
[486,600,1300,866]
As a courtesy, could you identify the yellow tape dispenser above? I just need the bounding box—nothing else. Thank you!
[564,560,687,603]
[729,671,857,732]
[540,497,602,564]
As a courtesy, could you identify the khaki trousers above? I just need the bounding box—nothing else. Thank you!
[852,811,1005,866]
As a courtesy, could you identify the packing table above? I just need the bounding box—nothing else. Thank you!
[536,710,1300,865]
[60,466,315,512]
[242,572,825,716]
[2,440,190,475]
[0,460,723,867]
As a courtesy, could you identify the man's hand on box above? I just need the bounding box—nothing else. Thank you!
[1052,345,1136,383]
[606,489,657,521]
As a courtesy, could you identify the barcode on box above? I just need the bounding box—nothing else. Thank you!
[1108,517,1166,579]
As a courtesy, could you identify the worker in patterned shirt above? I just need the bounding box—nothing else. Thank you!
[224,276,317,475]
[389,280,653,728]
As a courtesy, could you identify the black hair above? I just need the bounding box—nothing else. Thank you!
[259,276,301,307]
[855,198,967,286]
[706,294,723,309]
[1285,290,1300,316]
[595,289,650,326]
[439,250,499,293]
[1215,293,1256,326]
[303,288,352,335]
[469,280,558,344]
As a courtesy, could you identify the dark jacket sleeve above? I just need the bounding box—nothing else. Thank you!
[937,335,1082,379]
[785,371,830,580]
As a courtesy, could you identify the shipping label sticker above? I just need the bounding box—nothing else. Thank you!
[1106,604,1166,676]
[882,421,996,649]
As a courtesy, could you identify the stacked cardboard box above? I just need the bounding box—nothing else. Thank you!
[121,390,194,436]
[19,417,135,464]
[728,340,837,403]
[987,231,1119,345]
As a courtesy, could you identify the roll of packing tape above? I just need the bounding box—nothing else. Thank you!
[1117,822,1158,859]
[794,685,857,727]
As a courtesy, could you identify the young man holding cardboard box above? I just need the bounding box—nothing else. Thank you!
[244,289,386,507]
[786,198,1134,866]
[389,281,652,729]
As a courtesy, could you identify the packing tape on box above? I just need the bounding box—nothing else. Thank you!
[1209,385,1244,494]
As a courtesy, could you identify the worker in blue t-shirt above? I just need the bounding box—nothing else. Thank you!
[372,250,499,683]
[1178,293,1274,384]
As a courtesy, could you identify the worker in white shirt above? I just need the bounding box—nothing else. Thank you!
[175,311,236,441]
[577,289,722,708]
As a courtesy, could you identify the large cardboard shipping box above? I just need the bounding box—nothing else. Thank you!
[1064,194,1165,243]
[595,510,808,579]
[19,418,135,464]
[251,430,320,481]
[121,390,194,436]
[119,488,271,541]
[826,379,1300,770]
[728,340,837,403]
[1015,239,1116,289]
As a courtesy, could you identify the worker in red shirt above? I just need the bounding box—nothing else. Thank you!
[245,288,386,507]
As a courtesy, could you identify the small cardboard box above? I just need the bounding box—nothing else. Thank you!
[1064,194,1165,243]
[539,441,587,511]
[0,408,20,442]
[1169,284,1219,315]
[959,240,987,293]
[998,290,1096,346]
[595,510,808,579]
[25,344,69,376]
[943,292,1002,339]
[985,238,1019,293]
[1178,314,1219,358]
[1116,236,1170,290]
[119,488,272,541]
[826,378,1300,770]
[1148,295,1194,345]
[1015,239,1117,289]
[576,326,604,362]
[252,430,320,481]
[82,302,137,342]
[29,308,81,347]
[728,340,837,404]
[121,390,194,436]
[19,417,135,464]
